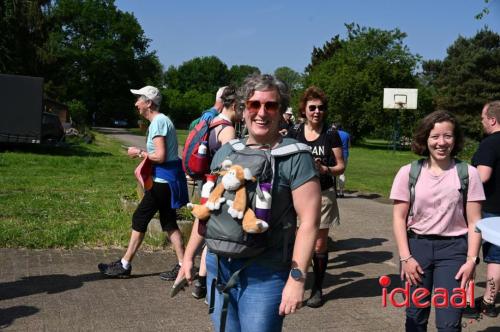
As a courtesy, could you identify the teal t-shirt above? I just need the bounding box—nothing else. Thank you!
[147,113,179,182]
[210,137,318,270]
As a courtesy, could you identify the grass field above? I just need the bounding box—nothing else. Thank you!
[0,129,478,248]
[0,134,165,248]
[346,142,416,197]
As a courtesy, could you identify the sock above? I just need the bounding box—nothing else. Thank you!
[312,252,328,291]
[198,275,207,287]
[121,258,130,269]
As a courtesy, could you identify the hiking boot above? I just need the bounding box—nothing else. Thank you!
[306,288,323,308]
[98,259,131,278]
[159,263,181,281]
[192,278,207,299]
[462,300,480,320]
[479,298,498,318]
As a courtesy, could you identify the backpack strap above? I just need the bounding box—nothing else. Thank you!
[208,254,259,332]
[228,138,311,155]
[408,159,425,218]
[228,138,245,151]
[271,142,311,156]
[454,158,469,222]
[407,158,469,222]
[208,118,232,129]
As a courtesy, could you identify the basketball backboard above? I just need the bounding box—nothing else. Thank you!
[383,88,418,109]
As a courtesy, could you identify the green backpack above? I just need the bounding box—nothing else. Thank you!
[408,158,469,220]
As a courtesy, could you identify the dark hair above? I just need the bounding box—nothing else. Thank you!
[411,110,464,157]
[221,85,238,108]
[299,86,328,118]
[485,100,500,122]
[238,74,290,113]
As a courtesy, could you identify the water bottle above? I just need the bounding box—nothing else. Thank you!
[255,182,272,223]
[198,174,217,235]
[200,174,217,205]
[198,141,208,156]
[190,141,209,176]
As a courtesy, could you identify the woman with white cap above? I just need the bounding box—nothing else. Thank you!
[98,85,188,279]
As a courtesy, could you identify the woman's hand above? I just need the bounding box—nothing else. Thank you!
[279,278,304,316]
[401,257,424,286]
[127,146,142,158]
[455,260,476,289]
[314,158,328,174]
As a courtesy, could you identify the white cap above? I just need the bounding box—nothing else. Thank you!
[285,107,293,115]
[130,86,162,106]
[216,86,227,103]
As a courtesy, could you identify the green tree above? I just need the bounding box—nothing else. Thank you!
[0,0,51,74]
[162,88,212,127]
[42,0,163,126]
[274,66,303,91]
[305,23,426,141]
[429,28,500,138]
[165,56,228,93]
[228,65,260,86]
[305,35,343,74]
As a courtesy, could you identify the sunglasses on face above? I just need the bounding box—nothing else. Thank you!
[245,100,280,113]
[308,104,326,112]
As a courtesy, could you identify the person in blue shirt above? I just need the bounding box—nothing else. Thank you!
[188,86,226,130]
[336,124,350,198]
[98,86,188,279]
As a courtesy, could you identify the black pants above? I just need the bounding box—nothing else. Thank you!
[405,236,467,332]
[132,182,177,233]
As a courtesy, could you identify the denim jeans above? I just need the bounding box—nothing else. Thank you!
[206,251,288,332]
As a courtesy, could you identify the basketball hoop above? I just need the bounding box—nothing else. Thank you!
[383,88,418,110]
[395,101,406,109]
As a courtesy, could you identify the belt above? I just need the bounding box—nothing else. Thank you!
[407,230,466,241]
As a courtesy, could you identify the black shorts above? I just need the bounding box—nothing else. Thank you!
[132,182,178,233]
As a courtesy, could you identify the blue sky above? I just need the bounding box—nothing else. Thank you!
[115,0,499,74]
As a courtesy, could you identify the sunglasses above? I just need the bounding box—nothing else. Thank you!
[308,104,326,112]
[246,100,280,113]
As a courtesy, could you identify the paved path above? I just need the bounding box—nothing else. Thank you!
[1,129,498,331]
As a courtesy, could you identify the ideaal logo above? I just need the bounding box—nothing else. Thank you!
[378,275,474,308]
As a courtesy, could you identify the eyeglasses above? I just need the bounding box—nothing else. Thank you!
[308,104,326,112]
[245,100,280,113]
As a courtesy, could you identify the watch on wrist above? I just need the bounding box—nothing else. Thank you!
[290,267,305,281]
[467,256,480,265]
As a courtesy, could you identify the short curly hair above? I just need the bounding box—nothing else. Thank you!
[237,74,290,113]
[299,86,328,118]
[411,110,464,157]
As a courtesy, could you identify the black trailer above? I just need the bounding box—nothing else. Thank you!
[0,74,64,144]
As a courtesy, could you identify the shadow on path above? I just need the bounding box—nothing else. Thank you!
[0,272,159,301]
[330,237,388,252]
[324,274,400,300]
[0,305,39,329]
[331,250,393,269]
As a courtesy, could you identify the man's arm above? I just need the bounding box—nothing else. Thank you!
[476,165,493,183]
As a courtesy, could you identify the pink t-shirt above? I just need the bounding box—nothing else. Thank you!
[390,161,485,236]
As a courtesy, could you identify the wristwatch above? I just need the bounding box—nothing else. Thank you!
[290,267,305,281]
[467,256,480,265]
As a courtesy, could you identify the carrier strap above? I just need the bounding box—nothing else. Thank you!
[228,138,311,156]
[208,254,259,332]
[408,158,469,222]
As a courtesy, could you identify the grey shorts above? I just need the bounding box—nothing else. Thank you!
[297,186,340,230]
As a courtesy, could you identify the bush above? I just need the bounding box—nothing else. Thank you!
[67,99,88,129]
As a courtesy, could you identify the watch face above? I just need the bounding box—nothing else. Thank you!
[290,268,303,280]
